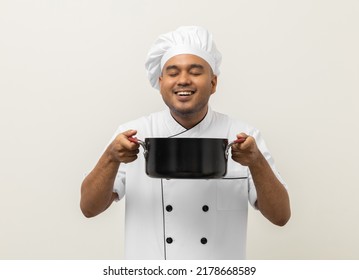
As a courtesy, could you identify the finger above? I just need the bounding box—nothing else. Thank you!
[236,133,248,142]
[128,137,138,143]
[230,134,247,151]
[235,137,246,144]
[126,148,140,156]
[236,133,255,149]
[120,130,139,150]
[115,148,139,161]
[121,154,138,164]
[240,136,256,150]
[122,129,137,138]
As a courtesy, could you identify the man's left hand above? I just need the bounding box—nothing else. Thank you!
[231,133,261,167]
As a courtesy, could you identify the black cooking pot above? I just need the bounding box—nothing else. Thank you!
[130,137,244,179]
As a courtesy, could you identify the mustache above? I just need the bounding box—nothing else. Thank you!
[173,87,196,92]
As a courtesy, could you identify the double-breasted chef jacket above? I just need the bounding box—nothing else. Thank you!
[112,107,286,260]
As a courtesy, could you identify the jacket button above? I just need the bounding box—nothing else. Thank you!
[166,205,173,212]
[202,205,209,212]
[166,237,173,244]
[200,237,207,244]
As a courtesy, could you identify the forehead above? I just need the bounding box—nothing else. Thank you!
[163,54,212,70]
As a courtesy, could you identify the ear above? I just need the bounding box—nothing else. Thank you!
[158,76,163,91]
[158,75,163,95]
[210,75,218,94]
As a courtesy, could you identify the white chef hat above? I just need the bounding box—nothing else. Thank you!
[145,26,222,89]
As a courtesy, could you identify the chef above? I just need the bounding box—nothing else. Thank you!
[80,26,291,259]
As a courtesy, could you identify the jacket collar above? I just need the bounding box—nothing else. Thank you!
[164,107,214,138]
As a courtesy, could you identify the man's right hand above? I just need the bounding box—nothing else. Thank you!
[106,129,140,164]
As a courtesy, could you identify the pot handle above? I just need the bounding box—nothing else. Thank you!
[225,137,246,159]
[128,137,148,158]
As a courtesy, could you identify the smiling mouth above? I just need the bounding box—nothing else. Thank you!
[174,91,195,96]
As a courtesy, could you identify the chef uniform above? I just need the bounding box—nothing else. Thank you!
[111,26,286,259]
[112,107,285,259]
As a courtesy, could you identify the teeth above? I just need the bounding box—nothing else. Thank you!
[177,91,193,96]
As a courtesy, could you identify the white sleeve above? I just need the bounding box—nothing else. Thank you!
[107,125,129,201]
[248,177,258,209]
[253,128,287,185]
[248,128,288,209]
[113,166,126,201]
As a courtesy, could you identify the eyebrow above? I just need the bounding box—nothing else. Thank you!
[164,64,205,72]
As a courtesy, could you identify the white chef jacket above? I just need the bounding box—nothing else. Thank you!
[111,107,285,260]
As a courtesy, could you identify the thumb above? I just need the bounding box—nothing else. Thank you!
[236,133,248,143]
[122,129,137,138]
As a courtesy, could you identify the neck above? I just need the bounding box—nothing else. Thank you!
[170,107,208,129]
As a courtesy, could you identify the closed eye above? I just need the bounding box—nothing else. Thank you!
[166,71,179,77]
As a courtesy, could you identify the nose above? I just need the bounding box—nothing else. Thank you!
[177,72,191,86]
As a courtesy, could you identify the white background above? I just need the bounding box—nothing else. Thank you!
[0,0,358,259]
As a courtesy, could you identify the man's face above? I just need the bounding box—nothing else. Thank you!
[159,54,217,126]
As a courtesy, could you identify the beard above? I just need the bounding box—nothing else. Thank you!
[163,98,209,128]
